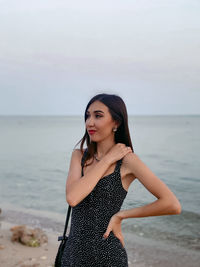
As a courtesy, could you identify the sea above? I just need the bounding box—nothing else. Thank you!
[0,115,199,253]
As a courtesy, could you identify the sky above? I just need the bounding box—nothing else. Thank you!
[0,0,199,115]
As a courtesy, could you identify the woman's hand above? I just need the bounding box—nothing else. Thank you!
[103,213,125,247]
[103,143,132,165]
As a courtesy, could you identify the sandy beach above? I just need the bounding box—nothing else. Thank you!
[0,220,141,267]
[0,208,200,267]
[0,220,58,267]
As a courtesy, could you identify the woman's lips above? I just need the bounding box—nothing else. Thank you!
[88,130,96,135]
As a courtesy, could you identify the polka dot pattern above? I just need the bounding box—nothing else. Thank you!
[61,159,128,266]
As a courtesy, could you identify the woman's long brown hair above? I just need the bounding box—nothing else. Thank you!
[74,93,134,165]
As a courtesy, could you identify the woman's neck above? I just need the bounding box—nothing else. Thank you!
[96,139,115,158]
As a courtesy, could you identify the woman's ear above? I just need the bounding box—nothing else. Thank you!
[116,121,121,128]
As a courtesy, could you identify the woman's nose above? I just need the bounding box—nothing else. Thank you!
[87,116,95,126]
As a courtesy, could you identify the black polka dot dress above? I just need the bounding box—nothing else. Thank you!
[61,158,128,267]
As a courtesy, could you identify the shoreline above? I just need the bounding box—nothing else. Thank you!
[0,207,200,267]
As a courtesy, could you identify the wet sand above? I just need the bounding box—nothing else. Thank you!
[0,208,199,267]
[0,221,57,267]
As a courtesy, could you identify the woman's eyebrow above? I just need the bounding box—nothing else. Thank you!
[86,110,104,114]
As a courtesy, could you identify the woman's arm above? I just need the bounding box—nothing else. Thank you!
[66,144,132,207]
[66,149,111,207]
[117,153,182,219]
[103,152,181,245]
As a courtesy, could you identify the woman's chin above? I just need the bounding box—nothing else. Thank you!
[90,137,98,142]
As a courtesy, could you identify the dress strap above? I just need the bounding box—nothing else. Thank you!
[114,158,123,173]
[81,148,88,176]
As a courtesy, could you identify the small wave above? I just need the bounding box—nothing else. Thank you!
[40,168,66,174]
[123,210,200,251]
[179,176,200,183]
[0,208,65,234]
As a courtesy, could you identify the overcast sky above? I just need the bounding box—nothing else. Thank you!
[0,0,199,115]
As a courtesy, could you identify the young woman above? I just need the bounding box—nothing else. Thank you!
[61,93,181,267]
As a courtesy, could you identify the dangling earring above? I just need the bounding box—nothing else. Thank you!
[112,127,117,132]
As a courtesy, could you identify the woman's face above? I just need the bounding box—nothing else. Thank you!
[85,101,117,143]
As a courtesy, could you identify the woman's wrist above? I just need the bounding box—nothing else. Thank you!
[101,155,113,166]
[115,210,126,220]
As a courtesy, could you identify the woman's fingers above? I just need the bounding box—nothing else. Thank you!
[120,238,125,248]
[124,146,132,156]
[119,146,132,160]
[105,143,132,164]
[116,235,125,248]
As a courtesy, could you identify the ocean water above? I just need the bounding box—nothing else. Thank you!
[0,115,199,252]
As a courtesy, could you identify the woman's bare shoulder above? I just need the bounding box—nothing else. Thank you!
[123,151,140,163]
[122,152,142,175]
[72,148,87,158]
[73,148,82,153]
[72,148,82,155]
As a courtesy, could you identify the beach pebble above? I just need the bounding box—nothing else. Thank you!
[0,244,5,249]
[28,258,36,261]
[40,255,47,260]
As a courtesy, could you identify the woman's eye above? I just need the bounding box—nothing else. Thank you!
[85,114,102,119]
[96,114,102,118]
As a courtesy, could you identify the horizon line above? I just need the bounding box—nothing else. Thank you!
[0,113,199,117]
